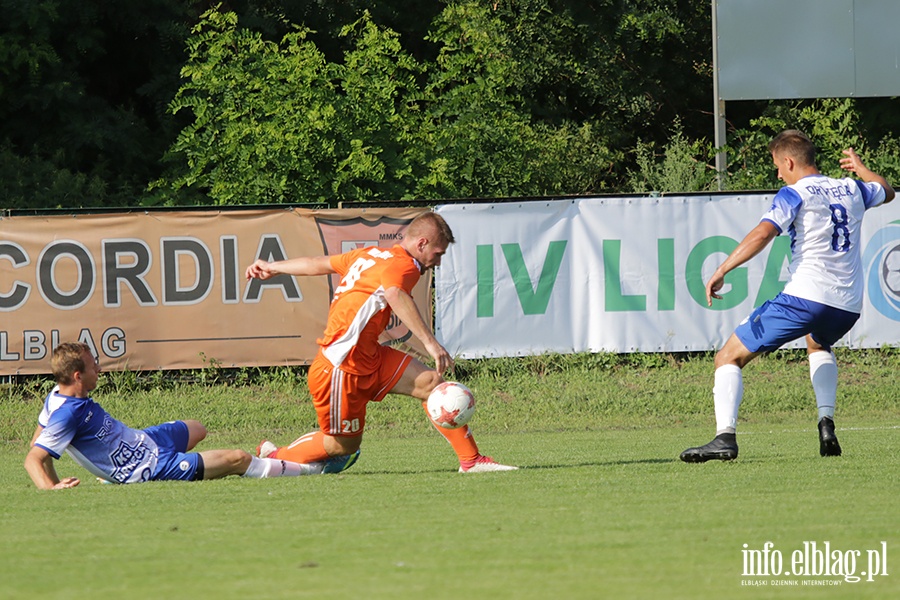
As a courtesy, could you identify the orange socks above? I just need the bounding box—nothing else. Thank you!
[272,405,481,465]
[271,431,329,463]
[423,401,480,462]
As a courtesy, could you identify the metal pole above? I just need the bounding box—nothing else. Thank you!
[712,1,727,190]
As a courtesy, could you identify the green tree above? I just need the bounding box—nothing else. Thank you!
[156,4,619,204]
[155,10,427,205]
[488,1,713,145]
[6,0,896,208]
[726,98,900,191]
[626,120,715,193]
[417,3,618,198]
[0,0,195,209]
[629,98,900,194]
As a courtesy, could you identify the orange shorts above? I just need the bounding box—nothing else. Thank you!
[307,345,412,436]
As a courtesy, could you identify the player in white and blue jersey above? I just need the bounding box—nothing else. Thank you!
[25,342,353,489]
[681,130,894,463]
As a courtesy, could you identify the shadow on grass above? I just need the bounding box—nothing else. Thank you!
[354,457,683,476]
[524,457,679,469]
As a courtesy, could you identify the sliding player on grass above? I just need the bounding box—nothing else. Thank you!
[25,342,322,489]
[246,212,516,473]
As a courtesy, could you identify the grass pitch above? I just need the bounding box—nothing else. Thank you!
[1,351,898,599]
[2,425,897,599]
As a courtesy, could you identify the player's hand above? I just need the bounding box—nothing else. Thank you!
[245,259,275,281]
[839,147,865,174]
[426,340,454,374]
[53,477,80,489]
[706,275,725,306]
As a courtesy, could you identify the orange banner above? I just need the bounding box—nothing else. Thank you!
[0,207,429,374]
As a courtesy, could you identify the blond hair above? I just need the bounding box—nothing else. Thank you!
[51,342,91,385]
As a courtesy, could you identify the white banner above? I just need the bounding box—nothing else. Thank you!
[434,195,900,357]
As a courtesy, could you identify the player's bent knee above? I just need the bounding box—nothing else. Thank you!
[183,419,208,447]
[212,449,252,477]
[418,370,444,396]
[198,448,252,480]
[232,449,252,469]
[713,352,732,369]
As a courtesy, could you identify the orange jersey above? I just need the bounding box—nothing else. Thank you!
[319,245,422,374]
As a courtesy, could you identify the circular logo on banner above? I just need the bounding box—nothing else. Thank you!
[863,221,900,321]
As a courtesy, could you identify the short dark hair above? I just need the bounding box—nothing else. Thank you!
[51,342,91,385]
[768,129,816,167]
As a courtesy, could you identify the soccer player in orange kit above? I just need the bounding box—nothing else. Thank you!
[245,212,516,473]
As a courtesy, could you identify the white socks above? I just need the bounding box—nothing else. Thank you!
[242,456,322,478]
[809,350,838,421]
[711,352,837,435]
[714,364,743,434]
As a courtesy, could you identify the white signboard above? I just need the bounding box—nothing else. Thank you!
[715,0,900,100]
[434,195,900,357]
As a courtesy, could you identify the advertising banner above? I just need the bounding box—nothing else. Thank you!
[434,196,900,357]
[0,207,429,374]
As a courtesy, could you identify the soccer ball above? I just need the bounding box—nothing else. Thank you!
[426,382,476,429]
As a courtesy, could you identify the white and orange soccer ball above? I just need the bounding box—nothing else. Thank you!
[426,382,476,429]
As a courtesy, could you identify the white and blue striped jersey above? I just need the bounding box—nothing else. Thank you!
[34,387,159,483]
[761,174,887,312]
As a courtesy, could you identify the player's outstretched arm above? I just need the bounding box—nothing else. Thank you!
[706,221,778,306]
[24,445,80,490]
[245,256,336,280]
[840,147,895,204]
[384,286,454,373]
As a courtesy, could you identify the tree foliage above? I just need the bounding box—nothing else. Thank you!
[154,4,619,205]
[627,120,715,193]
[722,98,900,192]
[155,10,428,204]
[0,0,194,209]
[2,0,899,208]
[416,2,617,199]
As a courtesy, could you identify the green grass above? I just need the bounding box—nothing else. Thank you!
[1,350,898,599]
